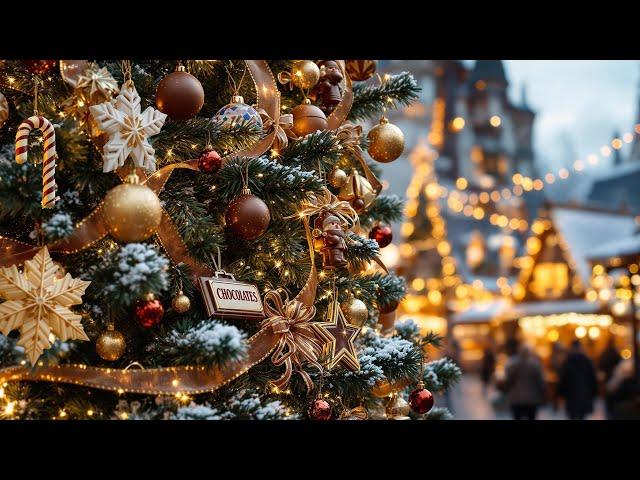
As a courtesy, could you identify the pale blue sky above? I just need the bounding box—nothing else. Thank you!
[485,60,639,174]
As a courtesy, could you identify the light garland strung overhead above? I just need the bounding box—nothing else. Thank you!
[444,126,638,207]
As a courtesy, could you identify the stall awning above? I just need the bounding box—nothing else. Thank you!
[450,298,600,325]
[450,299,511,325]
[506,299,599,320]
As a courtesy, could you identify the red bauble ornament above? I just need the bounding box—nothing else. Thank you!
[198,149,222,174]
[134,295,165,329]
[308,399,332,420]
[408,382,434,414]
[225,188,271,241]
[369,224,393,248]
[156,65,205,120]
[23,60,57,76]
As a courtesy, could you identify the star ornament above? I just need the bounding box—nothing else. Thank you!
[75,63,119,104]
[312,300,361,371]
[0,246,90,365]
[89,81,167,173]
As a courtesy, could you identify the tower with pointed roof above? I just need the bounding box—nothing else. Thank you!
[429,60,537,188]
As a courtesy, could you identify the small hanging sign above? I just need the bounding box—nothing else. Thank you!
[199,271,264,319]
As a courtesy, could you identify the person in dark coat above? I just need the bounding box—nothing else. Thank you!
[504,345,548,420]
[557,340,598,420]
[480,345,496,394]
[599,338,622,419]
[549,341,567,411]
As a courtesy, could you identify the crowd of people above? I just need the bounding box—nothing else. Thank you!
[479,337,640,420]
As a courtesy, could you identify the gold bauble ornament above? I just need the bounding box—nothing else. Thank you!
[95,324,126,361]
[386,394,411,420]
[328,167,348,188]
[291,99,328,137]
[103,172,162,243]
[372,377,412,398]
[171,290,191,313]
[291,60,320,90]
[340,296,368,327]
[338,169,377,212]
[367,117,405,163]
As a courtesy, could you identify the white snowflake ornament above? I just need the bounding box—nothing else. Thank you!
[90,81,167,172]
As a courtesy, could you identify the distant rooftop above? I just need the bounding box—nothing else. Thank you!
[469,60,508,86]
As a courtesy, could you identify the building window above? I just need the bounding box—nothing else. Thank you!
[483,153,507,183]
[529,262,569,299]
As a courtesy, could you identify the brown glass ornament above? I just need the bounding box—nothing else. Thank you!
[308,398,332,420]
[367,117,405,163]
[102,172,162,243]
[291,99,328,137]
[345,60,377,81]
[156,65,205,121]
[378,299,399,314]
[369,224,393,248]
[225,188,271,241]
[23,60,57,76]
[96,324,126,361]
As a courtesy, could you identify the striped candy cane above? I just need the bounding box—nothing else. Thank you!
[15,116,58,208]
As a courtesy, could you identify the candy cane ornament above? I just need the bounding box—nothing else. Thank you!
[15,116,58,208]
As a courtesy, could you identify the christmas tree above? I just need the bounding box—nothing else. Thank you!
[0,59,460,420]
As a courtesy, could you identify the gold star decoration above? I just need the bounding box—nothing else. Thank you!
[0,246,90,365]
[90,81,167,172]
[312,297,361,371]
[75,63,119,104]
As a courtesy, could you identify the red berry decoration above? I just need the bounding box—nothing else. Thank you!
[23,60,57,76]
[134,294,165,329]
[225,188,271,241]
[198,149,222,174]
[369,224,393,248]
[409,381,434,414]
[308,398,332,420]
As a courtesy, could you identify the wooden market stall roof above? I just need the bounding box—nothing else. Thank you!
[515,202,637,302]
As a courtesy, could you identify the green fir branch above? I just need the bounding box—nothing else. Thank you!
[348,72,420,122]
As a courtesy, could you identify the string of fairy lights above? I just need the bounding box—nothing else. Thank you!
[424,97,640,232]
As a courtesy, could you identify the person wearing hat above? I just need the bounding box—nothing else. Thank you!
[320,214,347,269]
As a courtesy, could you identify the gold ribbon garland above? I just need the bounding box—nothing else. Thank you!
[0,60,358,395]
[0,204,322,394]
